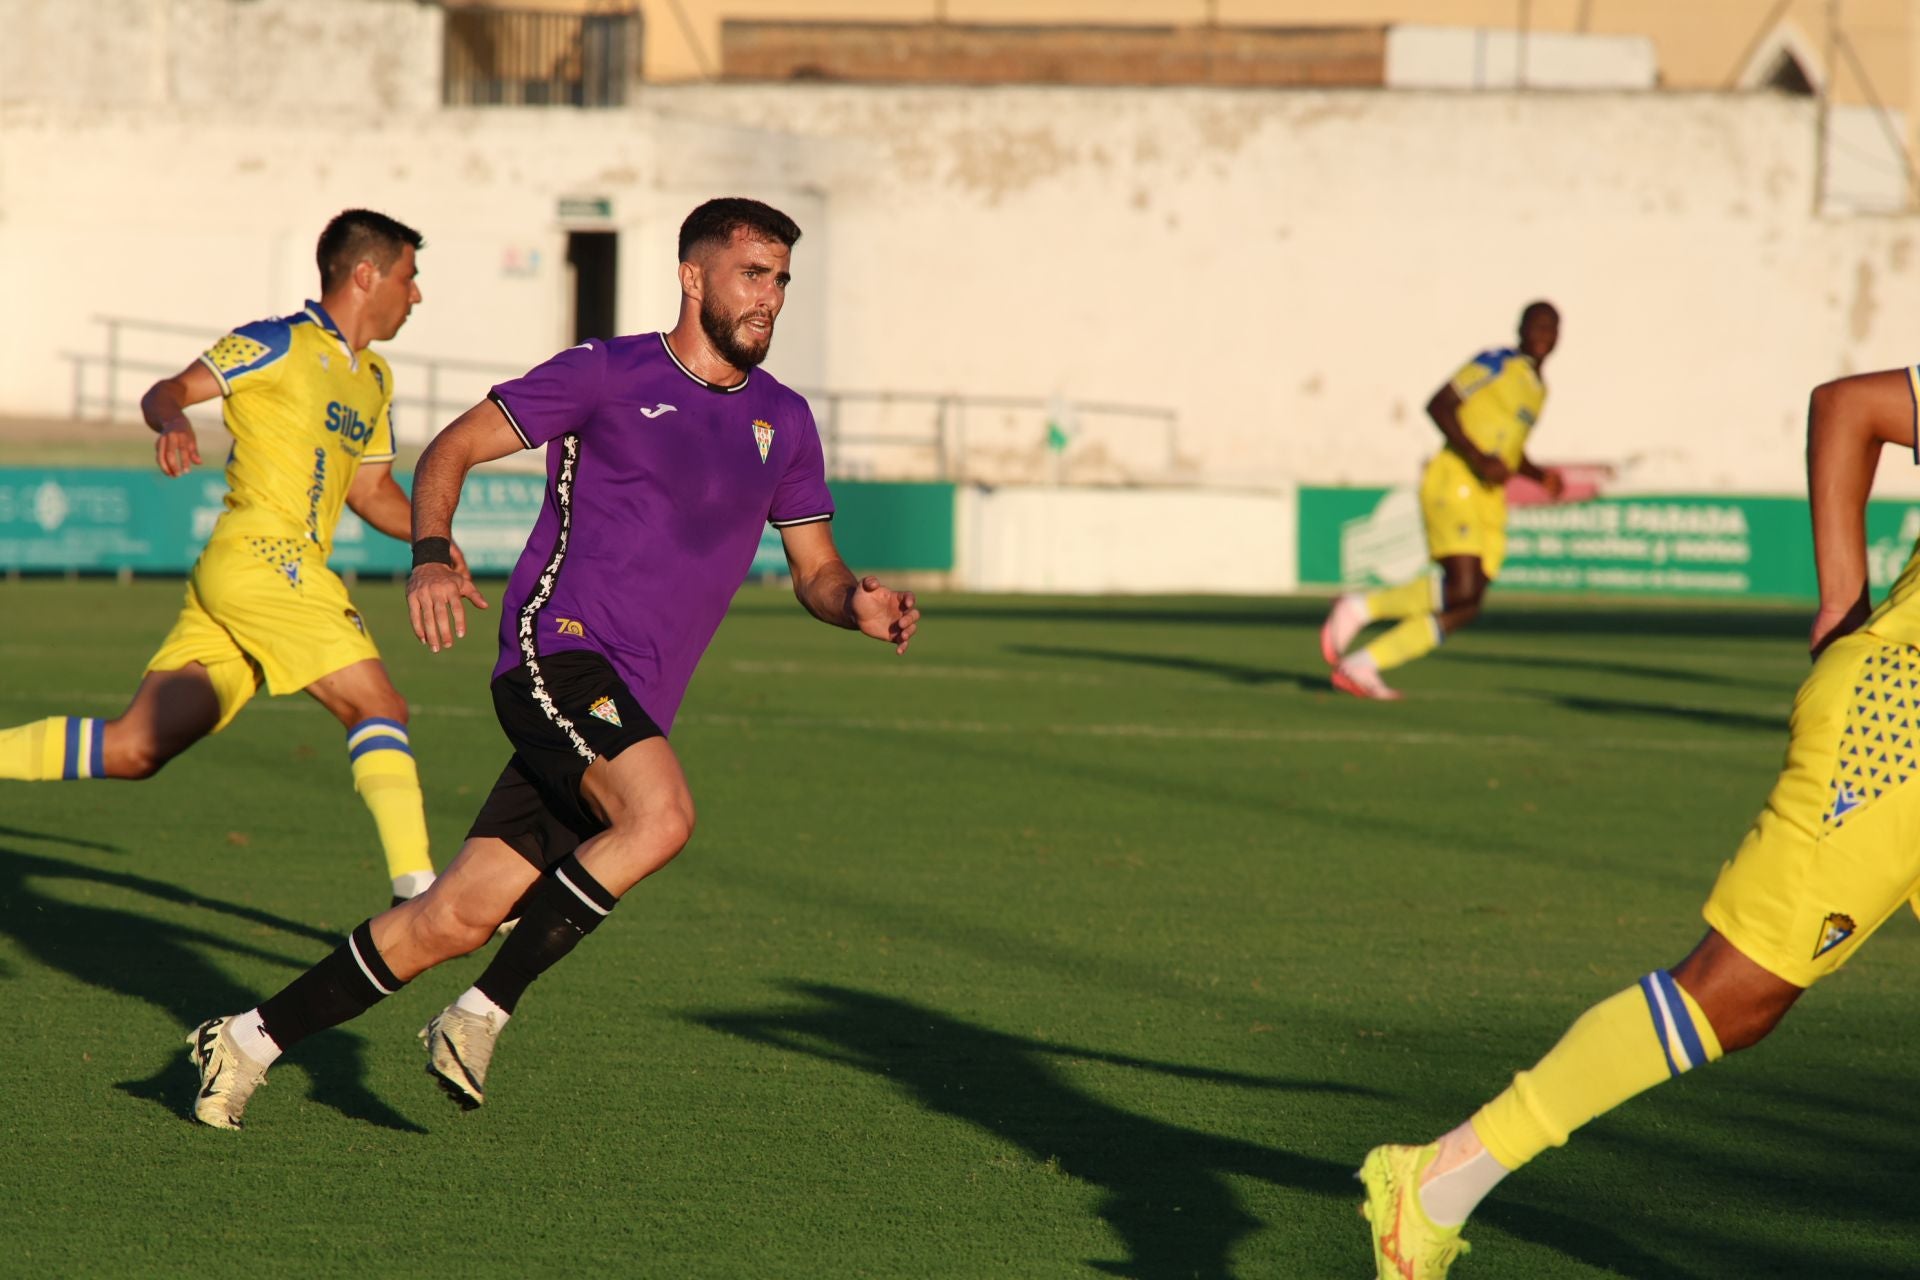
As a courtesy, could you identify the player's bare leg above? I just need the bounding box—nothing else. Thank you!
[306,658,436,901]
[1360,928,1803,1276]
[0,663,221,782]
[419,739,695,1107]
[1335,555,1488,702]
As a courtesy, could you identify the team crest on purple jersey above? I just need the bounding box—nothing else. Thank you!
[752,419,774,464]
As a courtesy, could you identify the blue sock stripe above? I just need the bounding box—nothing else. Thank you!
[87,719,105,779]
[348,736,414,763]
[1655,970,1708,1071]
[346,717,409,749]
[62,716,80,781]
[1638,974,1682,1078]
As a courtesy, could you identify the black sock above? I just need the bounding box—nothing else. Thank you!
[474,855,616,1015]
[257,920,406,1052]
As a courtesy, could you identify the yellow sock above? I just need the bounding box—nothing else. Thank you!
[1365,574,1439,622]
[1471,971,1724,1171]
[1360,615,1442,673]
[346,719,433,886]
[0,716,108,781]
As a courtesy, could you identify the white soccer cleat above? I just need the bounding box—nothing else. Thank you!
[420,1005,502,1110]
[1332,656,1403,702]
[186,1016,270,1131]
[1320,592,1370,665]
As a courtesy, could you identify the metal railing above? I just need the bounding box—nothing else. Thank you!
[61,316,1185,485]
[61,316,523,447]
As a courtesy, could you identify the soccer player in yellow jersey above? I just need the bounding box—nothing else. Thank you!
[1321,302,1564,699]
[0,209,485,904]
[1354,365,1920,1277]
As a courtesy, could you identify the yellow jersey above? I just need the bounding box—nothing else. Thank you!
[1447,348,1547,471]
[197,301,396,557]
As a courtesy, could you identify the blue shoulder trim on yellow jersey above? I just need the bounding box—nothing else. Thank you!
[1471,347,1518,378]
[200,316,294,392]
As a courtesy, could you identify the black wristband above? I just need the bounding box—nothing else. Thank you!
[411,537,454,569]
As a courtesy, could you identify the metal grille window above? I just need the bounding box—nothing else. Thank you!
[443,8,636,107]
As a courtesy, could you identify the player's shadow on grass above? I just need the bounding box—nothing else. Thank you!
[1437,649,1787,692]
[697,981,1369,1280]
[1534,692,1781,734]
[1005,643,1323,689]
[0,842,423,1134]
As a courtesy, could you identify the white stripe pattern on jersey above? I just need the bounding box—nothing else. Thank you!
[517,434,596,763]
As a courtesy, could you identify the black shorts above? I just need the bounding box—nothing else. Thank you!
[466,649,664,869]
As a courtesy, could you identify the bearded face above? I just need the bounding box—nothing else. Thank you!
[699,288,774,371]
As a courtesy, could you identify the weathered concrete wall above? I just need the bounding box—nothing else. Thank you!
[0,0,442,113]
[662,85,1920,496]
[6,83,1920,496]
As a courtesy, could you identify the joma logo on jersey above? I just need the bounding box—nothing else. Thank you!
[325,401,376,444]
[554,617,585,637]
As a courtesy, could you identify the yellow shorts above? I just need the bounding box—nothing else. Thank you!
[1702,631,1920,988]
[145,534,381,732]
[1420,450,1508,577]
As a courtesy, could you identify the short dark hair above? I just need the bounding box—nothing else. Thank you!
[316,209,424,292]
[1520,300,1559,329]
[677,197,802,262]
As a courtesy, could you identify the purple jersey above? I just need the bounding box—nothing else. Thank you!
[486,333,834,731]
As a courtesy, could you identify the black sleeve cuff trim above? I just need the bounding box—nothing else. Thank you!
[490,391,534,449]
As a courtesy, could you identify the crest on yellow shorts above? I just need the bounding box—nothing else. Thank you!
[1813,912,1856,959]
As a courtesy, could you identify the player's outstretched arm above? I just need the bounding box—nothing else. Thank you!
[779,521,921,654]
[1517,454,1565,497]
[141,360,221,477]
[1807,369,1917,656]
[1427,384,1509,485]
[407,399,522,652]
[349,461,489,622]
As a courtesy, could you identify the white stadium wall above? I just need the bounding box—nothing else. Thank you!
[957,486,1297,595]
[7,76,1920,502]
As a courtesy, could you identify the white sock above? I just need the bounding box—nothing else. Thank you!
[391,870,436,899]
[454,986,511,1026]
[1417,1123,1511,1227]
[227,1009,284,1067]
[1343,649,1380,675]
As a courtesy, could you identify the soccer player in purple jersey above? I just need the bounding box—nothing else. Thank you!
[185,197,921,1129]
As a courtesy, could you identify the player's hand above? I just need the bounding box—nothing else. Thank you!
[1541,467,1567,500]
[448,541,491,615]
[155,422,201,477]
[1474,452,1512,485]
[408,562,487,653]
[1810,591,1872,660]
[850,575,920,654]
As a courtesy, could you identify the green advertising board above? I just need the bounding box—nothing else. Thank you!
[1299,486,1920,601]
[0,469,955,577]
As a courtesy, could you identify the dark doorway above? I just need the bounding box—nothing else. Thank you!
[567,231,618,343]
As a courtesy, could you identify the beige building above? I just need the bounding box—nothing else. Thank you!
[458,1,1919,206]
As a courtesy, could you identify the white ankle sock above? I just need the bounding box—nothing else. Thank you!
[1417,1124,1511,1227]
[391,870,435,900]
[227,1009,283,1067]
[454,987,510,1025]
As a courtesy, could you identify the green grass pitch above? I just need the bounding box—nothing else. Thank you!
[1,579,1915,1278]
